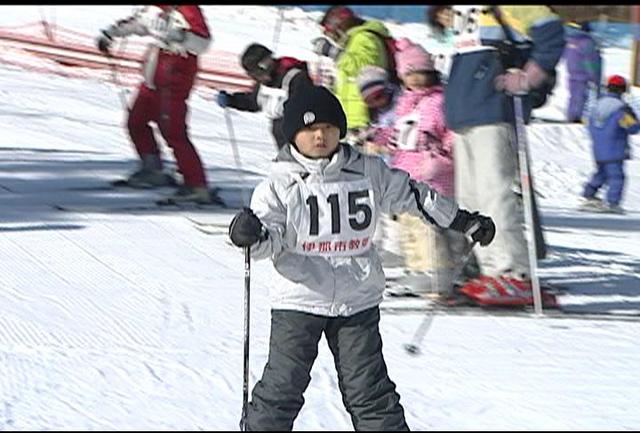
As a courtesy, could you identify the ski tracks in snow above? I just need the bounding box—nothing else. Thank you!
[0,214,249,428]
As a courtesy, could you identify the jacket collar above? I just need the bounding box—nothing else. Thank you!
[273,143,356,178]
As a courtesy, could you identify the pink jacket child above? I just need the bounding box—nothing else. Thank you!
[389,38,455,197]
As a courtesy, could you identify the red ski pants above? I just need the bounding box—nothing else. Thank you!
[127,84,207,187]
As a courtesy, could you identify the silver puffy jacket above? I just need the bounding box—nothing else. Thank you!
[250,144,459,317]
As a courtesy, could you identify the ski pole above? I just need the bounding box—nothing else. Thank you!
[223,106,251,206]
[272,7,284,52]
[39,6,54,42]
[239,245,251,431]
[314,54,323,87]
[513,95,544,315]
[404,238,478,356]
[105,39,130,112]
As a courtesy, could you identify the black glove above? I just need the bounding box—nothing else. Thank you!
[97,30,113,54]
[449,209,496,247]
[311,37,342,60]
[229,207,267,248]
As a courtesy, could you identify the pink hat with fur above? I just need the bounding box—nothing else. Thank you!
[394,38,435,77]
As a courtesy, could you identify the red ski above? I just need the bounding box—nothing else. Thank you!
[458,276,559,308]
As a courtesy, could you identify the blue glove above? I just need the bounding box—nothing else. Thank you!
[217,91,229,108]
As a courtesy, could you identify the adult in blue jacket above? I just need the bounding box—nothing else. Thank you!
[582,75,640,213]
[426,6,565,288]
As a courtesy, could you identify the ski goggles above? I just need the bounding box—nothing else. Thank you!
[248,58,274,78]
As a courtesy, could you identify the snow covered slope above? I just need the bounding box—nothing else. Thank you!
[0,6,639,430]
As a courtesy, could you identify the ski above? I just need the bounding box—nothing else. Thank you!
[381,301,640,322]
[380,282,638,322]
[53,203,213,212]
[192,224,228,236]
[187,217,231,227]
[52,200,228,214]
[576,204,625,215]
[155,197,225,208]
[529,117,579,125]
[110,178,136,187]
[52,187,236,213]
[61,177,178,192]
[53,201,228,213]
[62,184,134,192]
[185,215,232,227]
[383,278,567,309]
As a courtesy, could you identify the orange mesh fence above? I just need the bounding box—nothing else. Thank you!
[0,21,255,94]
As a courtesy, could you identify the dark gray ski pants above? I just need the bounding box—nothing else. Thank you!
[245,306,409,431]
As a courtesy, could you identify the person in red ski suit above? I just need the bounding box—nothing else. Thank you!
[97,5,214,204]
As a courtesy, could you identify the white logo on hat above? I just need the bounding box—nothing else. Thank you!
[303,111,316,125]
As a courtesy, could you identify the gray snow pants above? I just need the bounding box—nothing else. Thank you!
[245,306,409,431]
[453,123,530,278]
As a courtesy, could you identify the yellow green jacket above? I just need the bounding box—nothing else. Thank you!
[334,20,390,130]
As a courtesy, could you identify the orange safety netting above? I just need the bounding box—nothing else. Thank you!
[0,21,254,95]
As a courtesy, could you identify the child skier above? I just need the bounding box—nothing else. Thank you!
[97,5,213,203]
[356,65,404,269]
[581,74,640,213]
[387,38,467,299]
[216,43,314,151]
[355,65,401,157]
[228,85,495,430]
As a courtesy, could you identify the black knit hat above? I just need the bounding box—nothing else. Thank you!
[282,85,347,144]
[240,43,273,75]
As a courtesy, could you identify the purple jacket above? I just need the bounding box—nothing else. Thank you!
[564,25,602,84]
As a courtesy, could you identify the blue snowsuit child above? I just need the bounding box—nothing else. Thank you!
[583,75,640,211]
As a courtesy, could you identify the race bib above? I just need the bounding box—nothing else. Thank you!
[293,178,376,257]
[393,111,420,151]
[257,69,300,119]
[432,50,454,80]
[137,6,189,52]
[136,6,167,35]
[451,6,484,53]
[257,86,288,119]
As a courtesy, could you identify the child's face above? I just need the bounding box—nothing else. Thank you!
[365,89,391,109]
[402,71,428,91]
[294,122,341,159]
[436,6,454,29]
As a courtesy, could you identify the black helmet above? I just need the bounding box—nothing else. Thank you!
[240,43,274,76]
